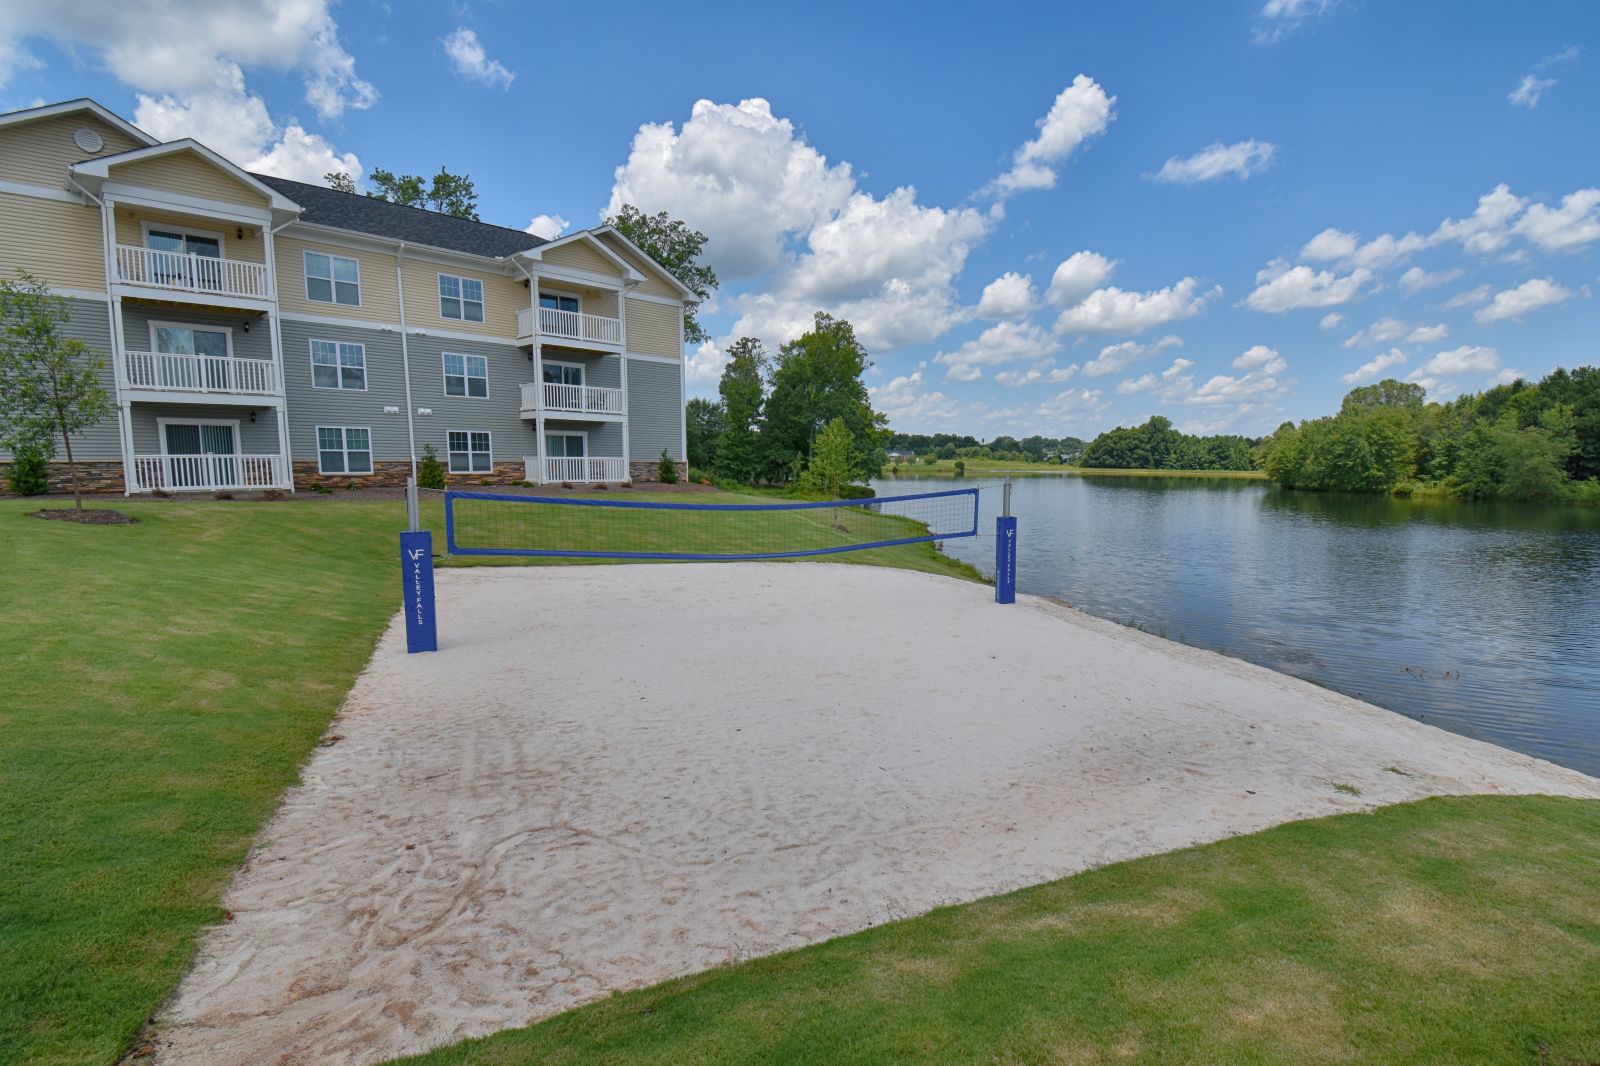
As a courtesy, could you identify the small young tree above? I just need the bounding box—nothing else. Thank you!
[0,273,112,510]
[658,449,679,484]
[800,417,861,497]
[417,444,447,489]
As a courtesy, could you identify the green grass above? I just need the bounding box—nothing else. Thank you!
[0,490,977,1065]
[886,458,1268,480]
[391,795,1600,1066]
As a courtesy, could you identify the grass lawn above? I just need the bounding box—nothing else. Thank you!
[0,489,973,1065]
[886,458,1268,480]
[390,795,1600,1066]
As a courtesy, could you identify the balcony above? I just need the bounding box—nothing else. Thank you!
[114,244,273,301]
[520,381,625,417]
[123,350,278,398]
[132,453,287,492]
[528,455,629,484]
[516,306,622,346]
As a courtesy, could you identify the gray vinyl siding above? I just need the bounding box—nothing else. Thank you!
[128,404,282,454]
[408,332,536,463]
[625,357,684,462]
[544,418,621,456]
[1,296,120,461]
[120,305,272,362]
[540,346,621,389]
[279,319,412,463]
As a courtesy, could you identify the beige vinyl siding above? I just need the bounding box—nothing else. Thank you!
[624,298,682,359]
[0,190,107,290]
[108,153,269,208]
[402,257,520,338]
[0,113,145,187]
[113,207,267,262]
[275,234,402,325]
[597,232,684,299]
[540,239,622,279]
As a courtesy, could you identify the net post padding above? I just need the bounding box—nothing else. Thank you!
[444,488,979,561]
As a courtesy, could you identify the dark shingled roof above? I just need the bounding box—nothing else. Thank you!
[252,173,547,259]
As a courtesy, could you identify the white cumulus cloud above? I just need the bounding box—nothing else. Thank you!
[1320,312,1345,330]
[1046,251,1117,307]
[871,365,960,430]
[1055,278,1219,334]
[977,272,1036,318]
[1233,344,1285,372]
[524,214,570,240]
[1513,188,1600,252]
[932,321,1058,381]
[1474,278,1573,323]
[1152,140,1275,183]
[442,28,514,89]
[1244,260,1372,312]
[992,75,1116,196]
[1341,348,1408,384]
[1408,346,1501,395]
[1081,335,1183,378]
[1508,46,1580,108]
[1399,266,1465,293]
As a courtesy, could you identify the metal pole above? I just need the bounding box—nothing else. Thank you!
[405,476,420,532]
[1003,477,1013,517]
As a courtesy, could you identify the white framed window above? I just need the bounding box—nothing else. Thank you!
[545,431,587,458]
[443,352,488,397]
[143,223,225,259]
[305,251,361,306]
[538,292,580,313]
[447,429,492,473]
[316,426,373,474]
[150,321,233,358]
[541,360,583,386]
[310,339,367,390]
[439,273,485,322]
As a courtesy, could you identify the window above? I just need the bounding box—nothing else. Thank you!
[317,426,373,474]
[305,251,360,306]
[542,361,583,386]
[443,352,488,397]
[146,228,221,258]
[447,430,492,473]
[439,274,485,322]
[539,292,580,313]
[545,432,586,458]
[310,340,366,390]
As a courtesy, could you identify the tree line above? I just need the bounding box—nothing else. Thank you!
[1262,369,1600,502]
[887,433,1087,464]
[686,313,889,494]
[1081,416,1260,471]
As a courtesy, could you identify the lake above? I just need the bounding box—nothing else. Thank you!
[876,474,1600,778]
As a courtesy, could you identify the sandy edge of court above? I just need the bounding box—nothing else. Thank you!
[144,563,1600,1066]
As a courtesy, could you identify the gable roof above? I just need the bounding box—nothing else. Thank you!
[0,98,158,147]
[72,140,301,215]
[254,174,547,260]
[594,226,702,303]
[523,229,643,282]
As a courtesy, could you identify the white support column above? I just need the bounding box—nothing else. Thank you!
[619,355,631,480]
[96,197,139,495]
[266,311,293,491]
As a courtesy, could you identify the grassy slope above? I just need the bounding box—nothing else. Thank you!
[887,458,1267,480]
[392,795,1600,1066]
[0,491,975,1065]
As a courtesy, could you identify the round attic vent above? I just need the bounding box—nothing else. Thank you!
[73,127,105,154]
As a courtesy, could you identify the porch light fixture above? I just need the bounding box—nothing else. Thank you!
[249,412,257,423]
[237,226,245,240]
[241,320,249,333]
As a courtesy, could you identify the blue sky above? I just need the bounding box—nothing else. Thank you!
[3,0,1596,439]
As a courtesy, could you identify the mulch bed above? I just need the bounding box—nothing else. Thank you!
[31,508,139,525]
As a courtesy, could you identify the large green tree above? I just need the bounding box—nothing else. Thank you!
[758,313,887,482]
[713,337,767,484]
[0,273,113,509]
[604,205,719,344]
[685,396,725,471]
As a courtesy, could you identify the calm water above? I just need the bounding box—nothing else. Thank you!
[876,475,1600,777]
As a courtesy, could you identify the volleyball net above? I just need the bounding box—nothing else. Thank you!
[444,487,980,561]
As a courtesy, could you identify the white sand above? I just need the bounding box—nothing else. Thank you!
[148,563,1600,1065]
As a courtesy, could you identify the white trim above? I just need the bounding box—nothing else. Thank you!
[101,184,273,224]
[279,309,401,333]
[624,351,682,365]
[303,249,362,308]
[73,140,299,213]
[154,416,244,455]
[0,98,158,147]
[0,179,87,204]
[436,271,487,325]
[308,337,369,392]
[446,427,494,473]
[593,225,702,302]
[521,230,640,282]
[677,304,688,466]
[283,220,523,273]
[537,289,583,312]
[542,427,589,459]
[140,220,228,259]
[441,350,490,399]
[527,262,626,290]
[148,319,235,358]
[277,308,527,349]
[313,424,375,476]
[624,290,688,308]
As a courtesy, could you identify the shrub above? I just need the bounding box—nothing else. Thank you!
[838,483,876,500]
[309,481,332,495]
[5,439,51,496]
[658,450,678,484]
[953,460,966,478]
[417,444,446,489]
[687,467,710,484]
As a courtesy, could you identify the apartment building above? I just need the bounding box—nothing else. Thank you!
[0,99,696,494]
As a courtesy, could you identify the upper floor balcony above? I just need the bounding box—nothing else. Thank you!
[520,380,625,418]
[517,306,622,348]
[122,349,279,400]
[114,244,273,303]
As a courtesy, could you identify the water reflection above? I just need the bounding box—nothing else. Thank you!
[878,475,1600,777]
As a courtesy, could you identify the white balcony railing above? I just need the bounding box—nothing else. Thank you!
[521,380,624,416]
[123,350,278,396]
[132,453,287,492]
[517,306,622,345]
[115,244,273,300]
[530,455,629,484]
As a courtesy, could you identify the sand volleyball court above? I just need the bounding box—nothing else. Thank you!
[148,563,1600,1064]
